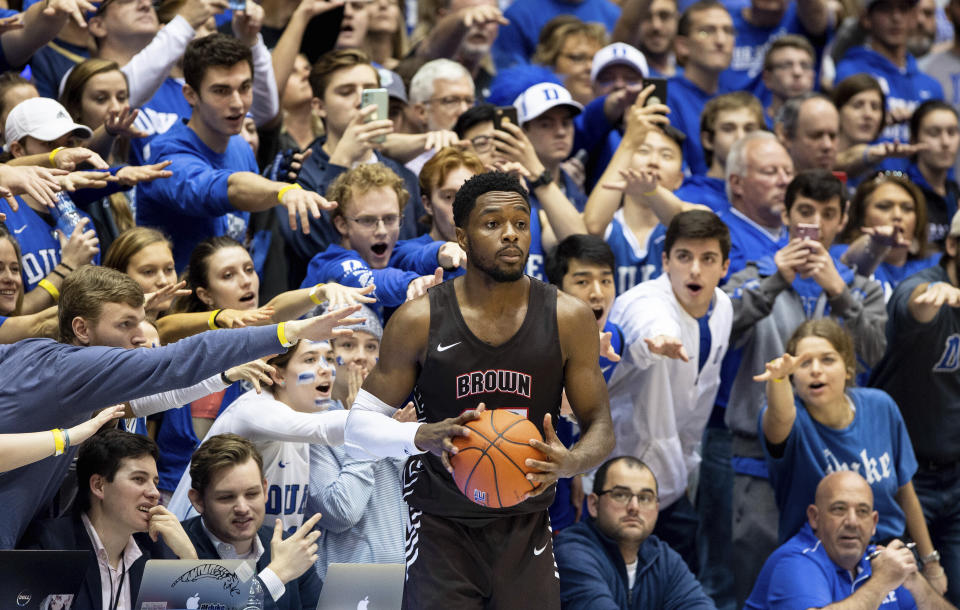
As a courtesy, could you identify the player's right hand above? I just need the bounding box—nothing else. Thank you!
[267,513,322,584]
[414,403,486,473]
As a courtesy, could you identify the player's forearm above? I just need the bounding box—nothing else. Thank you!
[227,171,285,212]
[568,410,615,474]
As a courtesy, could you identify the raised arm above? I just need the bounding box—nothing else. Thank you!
[907,281,960,325]
[755,353,803,446]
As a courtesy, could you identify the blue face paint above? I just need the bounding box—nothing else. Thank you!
[297,371,316,386]
[336,355,345,366]
[314,398,336,410]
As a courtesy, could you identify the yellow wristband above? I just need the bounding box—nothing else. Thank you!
[49,146,65,167]
[208,309,222,330]
[52,428,65,456]
[277,183,302,203]
[38,278,60,302]
[277,322,294,347]
[642,189,657,196]
[309,284,325,306]
[771,377,785,383]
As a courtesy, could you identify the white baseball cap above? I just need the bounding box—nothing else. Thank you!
[5,97,93,149]
[513,82,583,125]
[590,42,649,85]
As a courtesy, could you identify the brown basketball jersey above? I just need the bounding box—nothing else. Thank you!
[403,278,564,524]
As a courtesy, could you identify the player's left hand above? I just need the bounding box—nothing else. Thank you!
[148,505,198,559]
[524,413,579,498]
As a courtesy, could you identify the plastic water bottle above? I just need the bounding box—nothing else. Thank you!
[50,191,83,237]
[241,576,264,610]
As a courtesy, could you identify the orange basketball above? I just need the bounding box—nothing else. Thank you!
[451,409,546,508]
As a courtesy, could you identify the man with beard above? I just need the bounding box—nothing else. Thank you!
[613,0,679,78]
[871,211,960,606]
[554,456,714,609]
[745,471,952,610]
[340,171,615,608]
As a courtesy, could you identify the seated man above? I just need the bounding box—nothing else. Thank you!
[21,428,198,609]
[554,456,715,609]
[606,210,733,572]
[183,433,323,609]
[137,33,330,269]
[300,163,444,316]
[745,471,953,610]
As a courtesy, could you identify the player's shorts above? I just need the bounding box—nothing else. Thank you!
[402,506,560,610]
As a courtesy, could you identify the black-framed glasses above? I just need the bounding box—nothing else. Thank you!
[347,214,403,229]
[469,134,494,153]
[596,486,658,506]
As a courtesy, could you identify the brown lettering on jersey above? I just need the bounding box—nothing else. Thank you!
[455,369,532,399]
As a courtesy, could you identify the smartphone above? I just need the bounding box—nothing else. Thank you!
[228,0,245,11]
[796,223,820,242]
[362,88,389,144]
[494,106,518,130]
[643,78,668,109]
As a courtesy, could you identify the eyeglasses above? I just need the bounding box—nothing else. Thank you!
[469,134,494,153]
[596,487,658,506]
[424,95,475,110]
[347,214,403,229]
[346,0,375,10]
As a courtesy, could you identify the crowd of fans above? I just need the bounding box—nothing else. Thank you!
[1,0,960,607]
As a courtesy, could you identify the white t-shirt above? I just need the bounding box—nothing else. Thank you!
[167,389,348,535]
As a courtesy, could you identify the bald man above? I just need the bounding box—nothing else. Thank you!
[745,471,954,610]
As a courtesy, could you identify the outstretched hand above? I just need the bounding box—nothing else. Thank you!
[600,331,621,363]
[524,413,579,498]
[407,267,444,301]
[753,352,805,382]
[645,335,689,361]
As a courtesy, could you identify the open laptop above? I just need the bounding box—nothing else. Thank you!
[0,550,87,610]
[134,559,258,610]
[316,564,405,610]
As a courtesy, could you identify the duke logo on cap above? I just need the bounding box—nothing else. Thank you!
[590,42,649,85]
[513,83,584,125]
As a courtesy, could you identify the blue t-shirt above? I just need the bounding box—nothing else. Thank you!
[391,234,465,280]
[0,197,99,291]
[301,244,420,317]
[830,242,941,303]
[675,175,730,213]
[718,207,787,282]
[136,120,254,270]
[492,0,620,71]
[835,46,944,142]
[130,77,193,167]
[525,170,587,282]
[745,523,917,610]
[761,387,918,543]
[603,212,665,295]
[667,75,731,176]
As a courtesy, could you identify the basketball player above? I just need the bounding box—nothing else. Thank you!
[342,171,615,608]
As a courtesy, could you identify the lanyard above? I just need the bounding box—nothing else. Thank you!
[107,557,127,610]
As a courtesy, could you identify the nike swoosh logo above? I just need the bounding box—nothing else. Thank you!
[534,543,548,556]
[437,342,461,352]
[13,226,25,234]
[278,461,286,468]
[600,364,613,374]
